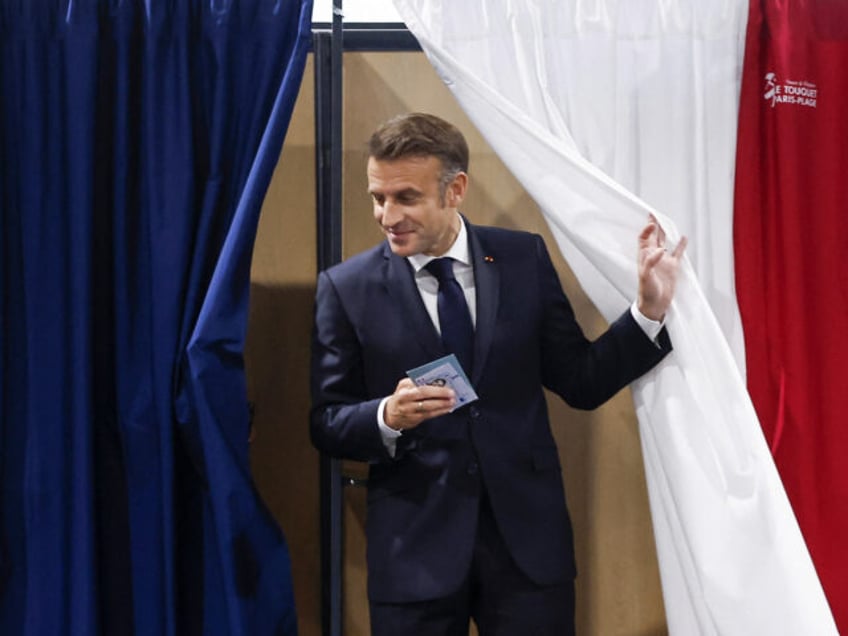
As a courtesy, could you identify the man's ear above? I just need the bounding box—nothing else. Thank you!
[446,171,468,208]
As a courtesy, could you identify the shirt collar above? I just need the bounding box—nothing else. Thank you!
[408,214,470,273]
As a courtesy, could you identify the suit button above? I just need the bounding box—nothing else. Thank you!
[469,406,480,419]
[467,462,479,476]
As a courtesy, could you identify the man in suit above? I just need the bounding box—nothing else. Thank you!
[310,113,686,635]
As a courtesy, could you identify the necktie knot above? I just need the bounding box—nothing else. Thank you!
[425,257,456,283]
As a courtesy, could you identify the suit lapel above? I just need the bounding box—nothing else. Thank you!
[380,224,501,383]
[382,243,444,360]
[467,223,499,385]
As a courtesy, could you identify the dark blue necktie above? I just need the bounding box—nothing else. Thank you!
[425,257,474,374]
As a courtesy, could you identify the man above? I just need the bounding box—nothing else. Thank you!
[310,113,686,635]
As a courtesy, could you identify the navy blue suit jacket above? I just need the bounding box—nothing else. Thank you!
[310,220,671,603]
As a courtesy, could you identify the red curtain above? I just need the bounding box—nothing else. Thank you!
[735,0,848,629]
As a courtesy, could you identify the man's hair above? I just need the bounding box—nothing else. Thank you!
[368,113,469,200]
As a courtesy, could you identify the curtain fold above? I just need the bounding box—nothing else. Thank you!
[0,1,312,634]
[392,0,837,633]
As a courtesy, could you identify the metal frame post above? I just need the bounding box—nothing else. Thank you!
[312,14,420,635]
[313,1,344,633]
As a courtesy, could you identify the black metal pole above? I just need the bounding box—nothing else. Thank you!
[313,0,344,633]
[313,12,421,636]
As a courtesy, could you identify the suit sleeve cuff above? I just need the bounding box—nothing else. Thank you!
[377,396,402,457]
[630,301,664,344]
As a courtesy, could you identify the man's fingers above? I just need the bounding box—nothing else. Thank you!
[643,247,665,269]
[391,377,457,431]
[639,220,670,251]
[638,222,656,244]
[414,397,454,412]
[417,393,456,411]
[396,378,453,401]
[671,235,688,259]
[396,377,416,391]
[416,385,456,401]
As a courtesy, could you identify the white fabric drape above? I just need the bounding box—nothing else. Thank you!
[392,1,837,633]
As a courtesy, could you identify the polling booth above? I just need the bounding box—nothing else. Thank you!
[3,1,842,635]
[247,9,664,635]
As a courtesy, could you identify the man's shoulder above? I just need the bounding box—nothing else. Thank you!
[469,221,544,257]
[472,223,537,241]
[321,242,387,286]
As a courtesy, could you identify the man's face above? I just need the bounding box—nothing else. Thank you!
[368,155,466,258]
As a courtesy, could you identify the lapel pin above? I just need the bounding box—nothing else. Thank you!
[484,256,495,263]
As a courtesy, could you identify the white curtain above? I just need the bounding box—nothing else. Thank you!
[392,1,837,633]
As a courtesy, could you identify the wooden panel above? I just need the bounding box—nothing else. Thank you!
[246,57,322,636]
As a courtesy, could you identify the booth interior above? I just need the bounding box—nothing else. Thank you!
[246,42,668,636]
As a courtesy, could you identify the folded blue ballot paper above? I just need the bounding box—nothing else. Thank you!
[406,354,479,411]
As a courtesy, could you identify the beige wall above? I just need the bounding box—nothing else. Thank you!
[246,56,322,636]
[247,51,667,636]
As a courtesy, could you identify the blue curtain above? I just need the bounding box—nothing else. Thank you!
[0,1,312,634]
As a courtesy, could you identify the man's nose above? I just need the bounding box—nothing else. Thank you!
[381,200,402,226]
